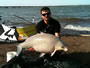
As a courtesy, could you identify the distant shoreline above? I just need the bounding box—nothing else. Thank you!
[0,5,90,8]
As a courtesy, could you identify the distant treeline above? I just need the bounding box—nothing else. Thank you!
[0,5,90,8]
[0,6,41,8]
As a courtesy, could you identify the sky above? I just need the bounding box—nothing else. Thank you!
[0,0,90,6]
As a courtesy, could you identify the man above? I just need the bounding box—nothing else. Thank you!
[36,7,61,38]
[29,7,63,58]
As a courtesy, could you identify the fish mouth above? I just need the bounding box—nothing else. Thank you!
[63,47,68,51]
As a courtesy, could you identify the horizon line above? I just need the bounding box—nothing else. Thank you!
[0,4,90,7]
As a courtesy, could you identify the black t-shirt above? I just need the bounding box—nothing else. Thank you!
[36,18,61,35]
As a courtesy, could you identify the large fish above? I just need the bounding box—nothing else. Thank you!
[16,33,68,57]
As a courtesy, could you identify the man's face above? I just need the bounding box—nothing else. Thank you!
[41,10,51,21]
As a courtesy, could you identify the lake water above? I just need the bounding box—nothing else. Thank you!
[0,5,90,35]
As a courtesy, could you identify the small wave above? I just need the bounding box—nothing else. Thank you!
[64,25,90,31]
[60,24,90,35]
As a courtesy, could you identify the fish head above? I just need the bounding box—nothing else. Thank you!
[55,41,68,52]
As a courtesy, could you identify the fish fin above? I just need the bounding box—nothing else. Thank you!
[51,49,56,57]
[16,45,22,56]
[39,53,45,57]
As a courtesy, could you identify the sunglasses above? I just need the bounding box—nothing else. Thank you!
[42,13,50,16]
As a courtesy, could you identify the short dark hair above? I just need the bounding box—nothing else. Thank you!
[40,7,51,14]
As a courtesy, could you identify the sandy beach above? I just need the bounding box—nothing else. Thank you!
[0,35,90,67]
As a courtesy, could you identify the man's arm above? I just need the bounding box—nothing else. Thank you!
[54,21,61,38]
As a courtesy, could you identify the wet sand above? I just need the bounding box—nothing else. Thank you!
[0,36,90,67]
[61,35,90,67]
